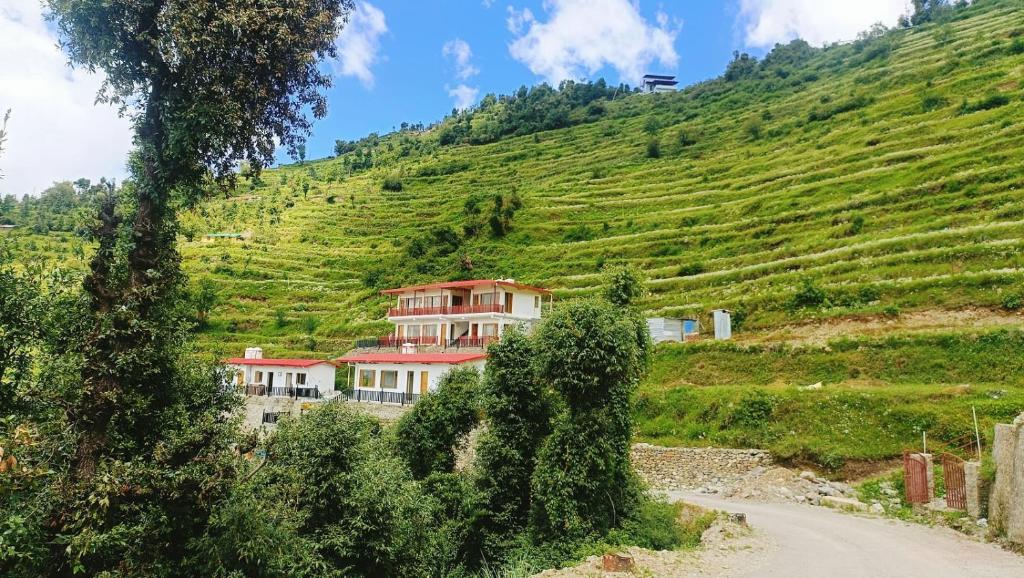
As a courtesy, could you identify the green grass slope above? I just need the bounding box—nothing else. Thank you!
[152,1,1024,358]
[6,0,1024,468]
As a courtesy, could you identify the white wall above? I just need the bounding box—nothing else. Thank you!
[509,289,544,319]
[228,363,336,396]
[349,360,485,394]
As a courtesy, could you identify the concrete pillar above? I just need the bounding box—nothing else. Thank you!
[990,423,1015,535]
[965,461,982,519]
[922,453,935,502]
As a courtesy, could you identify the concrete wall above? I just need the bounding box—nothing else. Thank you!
[989,414,1024,545]
[350,360,485,395]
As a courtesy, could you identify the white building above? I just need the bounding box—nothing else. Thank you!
[340,279,552,403]
[641,74,678,94]
[227,347,338,399]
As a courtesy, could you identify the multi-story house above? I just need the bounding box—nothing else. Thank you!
[338,279,552,403]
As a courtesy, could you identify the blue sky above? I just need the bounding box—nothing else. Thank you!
[1,0,912,195]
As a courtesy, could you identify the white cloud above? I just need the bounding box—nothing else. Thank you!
[507,0,679,85]
[333,1,388,88]
[443,39,479,80]
[506,6,534,35]
[738,0,909,47]
[447,84,479,111]
[0,0,132,197]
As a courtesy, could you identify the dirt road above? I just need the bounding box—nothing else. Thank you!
[670,492,1024,578]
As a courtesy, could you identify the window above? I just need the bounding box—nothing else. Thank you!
[481,323,499,337]
[534,296,540,309]
[359,369,376,388]
[406,325,421,337]
[474,293,495,305]
[254,370,264,383]
[380,370,398,389]
[423,295,442,308]
[295,373,307,385]
[421,324,438,337]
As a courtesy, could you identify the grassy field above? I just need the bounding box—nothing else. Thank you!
[5,1,1024,467]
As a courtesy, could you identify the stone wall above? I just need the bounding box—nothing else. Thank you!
[989,413,1024,545]
[630,443,772,491]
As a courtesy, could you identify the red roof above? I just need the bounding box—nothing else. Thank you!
[381,279,551,295]
[336,352,487,364]
[226,358,337,368]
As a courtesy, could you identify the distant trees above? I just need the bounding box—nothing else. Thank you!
[436,79,622,147]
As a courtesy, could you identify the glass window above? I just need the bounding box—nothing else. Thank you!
[481,323,499,337]
[534,296,540,308]
[359,369,376,388]
[295,373,307,385]
[421,324,438,337]
[474,293,494,305]
[406,325,421,337]
[380,370,398,389]
[254,371,264,383]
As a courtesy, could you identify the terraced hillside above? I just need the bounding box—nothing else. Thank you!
[5,0,1024,467]
[139,1,1024,358]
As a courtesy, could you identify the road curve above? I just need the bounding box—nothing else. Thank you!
[667,492,1024,578]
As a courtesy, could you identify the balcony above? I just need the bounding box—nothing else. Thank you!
[448,335,498,348]
[387,304,505,317]
[243,384,322,398]
[357,335,442,348]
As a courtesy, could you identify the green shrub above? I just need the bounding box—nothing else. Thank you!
[393,367,480,479]
[646,138,661,158]
[562,224,594,242]
[677,262,705,277]
[789,278,829,309]
[383,175,404,191]
[1001,291,1023,311]
[959,93,1010,114]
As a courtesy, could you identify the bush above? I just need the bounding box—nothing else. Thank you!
[789,278,829,310]
[677,262,705,277]
[383,175,404,191]
[393,367,480,479]
[959,93,1010,115]
[645,138,661,158]
[562,224,594,242]
[1001,291,1023,311]
[742,116,763,140]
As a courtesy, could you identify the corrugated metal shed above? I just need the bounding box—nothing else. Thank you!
[647,317,698,343]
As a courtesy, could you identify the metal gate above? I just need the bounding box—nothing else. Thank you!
[903,451,929,504]
[942,453,967,511]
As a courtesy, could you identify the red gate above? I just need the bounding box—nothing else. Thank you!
[942,453,967,511]
[903,451,929,504]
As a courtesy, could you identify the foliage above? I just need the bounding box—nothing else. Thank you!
[382,175,404,192]
[475,330,553,554]
[789,278,829,310]
[190,277,220,328]
[603,265,649,308]
[393,367,481,479]
[530,299,651,543]
[645,138,661,159]
[247,402,436,577]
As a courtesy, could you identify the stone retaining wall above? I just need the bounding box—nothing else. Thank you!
[990,413,1024,546]
[631,443,772,491]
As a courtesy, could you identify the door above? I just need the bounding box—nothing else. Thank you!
[440,324,448,346]
[267,372,275,393]
[406,371,414,396]
[419,371,429,394]
[504,292,513,313]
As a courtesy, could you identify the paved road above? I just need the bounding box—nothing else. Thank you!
[667,492,1024,578]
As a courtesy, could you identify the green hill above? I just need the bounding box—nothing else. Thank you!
[6,0,1024,468]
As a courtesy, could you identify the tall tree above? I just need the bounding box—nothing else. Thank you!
[0,1,356,574]
[47,0,353,481]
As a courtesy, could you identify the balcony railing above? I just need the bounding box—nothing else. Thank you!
[354,335,499,350]
[448,336,498,348]
[243,384,321,399]
[343,389,421,405]
[387,304,505,317]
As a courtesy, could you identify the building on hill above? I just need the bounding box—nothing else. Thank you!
[340,279,553,404]
[641,74,678,94]
[226,347,338,399]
